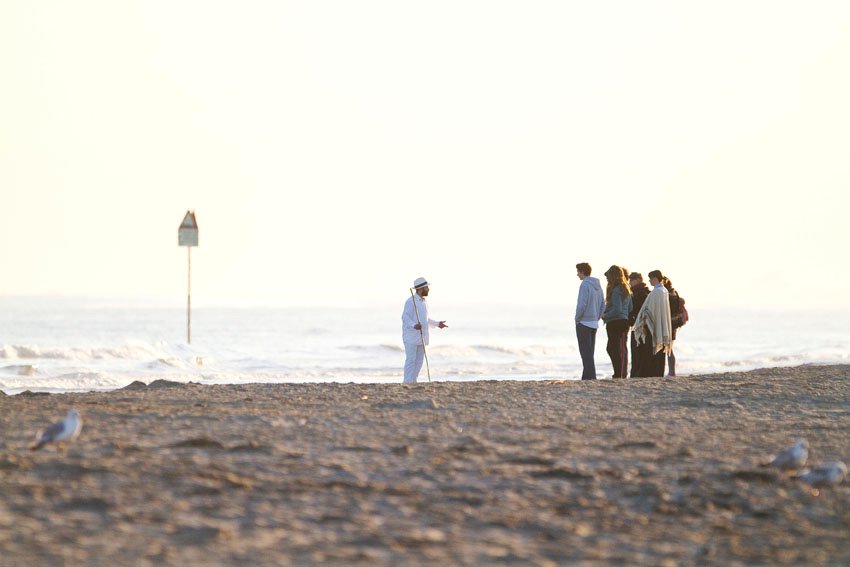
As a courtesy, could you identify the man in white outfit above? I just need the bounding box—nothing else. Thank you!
[402,277,448,383]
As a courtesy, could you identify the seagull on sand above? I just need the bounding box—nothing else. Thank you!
[765,439,809,472]
[29,409,82,450]
[798,462,848,488]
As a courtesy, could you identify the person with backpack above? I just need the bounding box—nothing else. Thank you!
[663,277,687,377]
[627,272,651,377]
[602,265,633,378]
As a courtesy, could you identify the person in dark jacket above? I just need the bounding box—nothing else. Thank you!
[663,277,683,377]
[602,265,633,378]
[628,272,651,377]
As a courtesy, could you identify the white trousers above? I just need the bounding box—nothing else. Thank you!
[403,342,426,383]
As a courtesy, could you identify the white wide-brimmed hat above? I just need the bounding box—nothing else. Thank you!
[413,277,429,289]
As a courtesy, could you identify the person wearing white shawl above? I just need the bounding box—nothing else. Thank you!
[633,270,673,377]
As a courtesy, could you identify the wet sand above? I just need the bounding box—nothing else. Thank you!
[1,365,849,566]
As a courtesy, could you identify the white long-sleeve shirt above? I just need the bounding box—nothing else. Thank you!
[401,294,439,345]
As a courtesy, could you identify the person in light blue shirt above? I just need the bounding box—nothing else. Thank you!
[575,262,605,380]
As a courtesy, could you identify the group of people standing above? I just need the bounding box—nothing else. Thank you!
[400,268,687,384]
[574,262,687,380]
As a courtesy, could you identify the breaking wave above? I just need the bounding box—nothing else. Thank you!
[1,344,163,361]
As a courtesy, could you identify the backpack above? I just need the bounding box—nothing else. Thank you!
[674,296,689,328]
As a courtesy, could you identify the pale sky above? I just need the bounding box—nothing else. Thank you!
[2,1,849,308]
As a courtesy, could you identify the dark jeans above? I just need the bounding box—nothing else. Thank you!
[605,320,629,378]
[646,340,666,378]
[630,332,652,378]
[576,323,597,380]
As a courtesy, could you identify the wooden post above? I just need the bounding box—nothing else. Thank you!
[187,246,192,344]
[178,210,198,345]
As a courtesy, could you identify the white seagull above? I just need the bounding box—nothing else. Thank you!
[29,409,83,450]
[798,461,848,488]
[766,439,809,472]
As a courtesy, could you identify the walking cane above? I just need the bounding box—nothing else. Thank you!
[409,287,432,382]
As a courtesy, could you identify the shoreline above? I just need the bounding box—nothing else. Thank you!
[4,360,850,396]
[1,364,848,565]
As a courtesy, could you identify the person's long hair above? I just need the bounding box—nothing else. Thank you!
[605,265,631,303]
[663,277,676,295]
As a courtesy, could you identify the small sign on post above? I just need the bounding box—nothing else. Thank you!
[178,211,198,344]
[179,211,199,246]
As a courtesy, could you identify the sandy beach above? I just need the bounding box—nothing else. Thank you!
[1,365,848,566]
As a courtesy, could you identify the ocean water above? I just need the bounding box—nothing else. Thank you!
[1,297,848,393]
